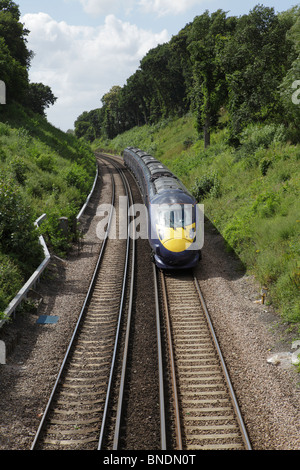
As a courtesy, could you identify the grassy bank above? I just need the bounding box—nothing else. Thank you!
[0,103,96,314]
[93,115,300,332]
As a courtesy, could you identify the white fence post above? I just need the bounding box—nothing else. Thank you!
[0,80,6,104]
[0,341,6,364]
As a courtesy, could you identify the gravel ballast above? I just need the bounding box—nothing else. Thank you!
[0,163,299,451]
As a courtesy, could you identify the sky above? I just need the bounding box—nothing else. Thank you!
[15,0,299,131]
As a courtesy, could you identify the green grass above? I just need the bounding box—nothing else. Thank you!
[94,115,300,333]
[0,102,96,315]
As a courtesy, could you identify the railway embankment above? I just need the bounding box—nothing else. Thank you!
[0,102,96,320]
[92,115,300,343]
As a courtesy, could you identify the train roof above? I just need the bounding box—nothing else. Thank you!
[124,146,194,201]
[154,177,183,192]
[141,156,159,165]
[148,163,173,178]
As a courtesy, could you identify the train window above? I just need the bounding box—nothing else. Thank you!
[155,204,194,229]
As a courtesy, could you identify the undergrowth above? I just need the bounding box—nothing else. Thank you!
[0,103,96,316]
[94,115,300,334]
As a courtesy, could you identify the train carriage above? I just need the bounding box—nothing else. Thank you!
[123,147,202,270]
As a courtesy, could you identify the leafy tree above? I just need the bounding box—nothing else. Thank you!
[73,5,297,148]
[120,70,150,127]
[26,82,57,116]
[222,5,295,143]
[0,0,32,68]
[101,86,123,138]
[139,42,188,122]
[188,10,236,147]
[279,7,300,140]
[75,108,105,141]
[0,37,28,102]
[169,23,194,113]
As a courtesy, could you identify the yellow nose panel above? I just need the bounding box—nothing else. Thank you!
[163,238,192,253]
[157,224,195,253]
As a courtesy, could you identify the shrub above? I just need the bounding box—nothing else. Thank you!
[65,163,90,195]
[0,122,10,137]
[183,137,194,149]
[35,153,56,172]
[251,192,280,218]
[192,171,221,201]
[240,123,286,150]
[259,157,272,176]
[0,253,23,313]
[8,156,28,184]
[0,175,43,273]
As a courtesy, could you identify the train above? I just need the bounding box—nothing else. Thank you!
[123,147,202,270]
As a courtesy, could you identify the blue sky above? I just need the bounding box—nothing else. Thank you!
[16,0,298,131]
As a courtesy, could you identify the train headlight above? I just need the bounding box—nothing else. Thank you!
[189,228,196,240]
[158,227,165,240]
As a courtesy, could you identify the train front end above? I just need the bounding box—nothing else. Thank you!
[149,191,203,270]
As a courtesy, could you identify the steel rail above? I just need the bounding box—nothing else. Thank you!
[159,270,182,450]
[97,156,133,450]
[193,274,252,451]
[31,163,116,450]
[153,265,167,450]
[106,153,167,451]
[112,163,136,450]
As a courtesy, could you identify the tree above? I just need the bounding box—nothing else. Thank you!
[188,10,236,147]
[0,37,28,102]
[26,82,57,116]
[0,1,33,104]
[279,7,300,140]
[120,70,150,128]
[139,42,188,122]
[222,5,295,143]
[0,0,33,68]
[101,86,123,138]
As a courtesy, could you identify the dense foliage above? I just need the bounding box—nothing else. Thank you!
[0,103,95,314]
[96,114,299,332]
[0,0,57,113]
[76,5,300,149]
[0,2,95,314]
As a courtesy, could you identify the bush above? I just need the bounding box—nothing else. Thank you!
[0,253,23,313]
[65,163,91,195]
[0,175,43,273]
[8,156,28,184]
[241,123,286,150]
[251,192,280,218]
[235,124,286,166]
[35,153,56,172]
[192,171,221,201]
[259,157,272,176]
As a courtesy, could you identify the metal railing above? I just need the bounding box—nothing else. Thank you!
[0,214,50,330]
[0,164,99,331]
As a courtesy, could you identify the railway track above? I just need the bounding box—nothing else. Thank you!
[31,152,251,451]
[31,157,136,450]
[157,268,252,450]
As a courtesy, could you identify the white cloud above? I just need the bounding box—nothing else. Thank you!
[78,0,131,16]
[71,0,206,18]
[22,12,169,130]
[138,0,205,16]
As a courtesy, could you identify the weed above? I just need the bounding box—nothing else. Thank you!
[93,113,300,329]
[260,158,272,176]
[192,171,221,201]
